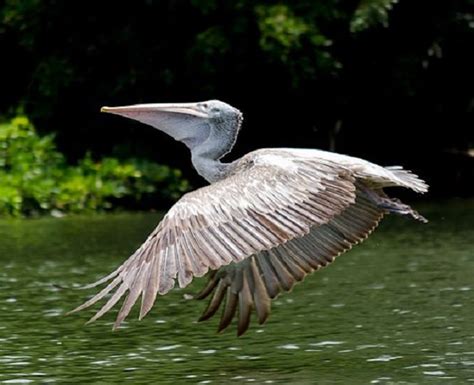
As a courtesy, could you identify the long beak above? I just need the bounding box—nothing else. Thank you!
[100,103,209,119]
[99,102,211,147]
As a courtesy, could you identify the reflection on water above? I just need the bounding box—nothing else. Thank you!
[1,200,473,384]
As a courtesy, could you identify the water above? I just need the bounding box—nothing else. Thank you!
[1,200,473,384]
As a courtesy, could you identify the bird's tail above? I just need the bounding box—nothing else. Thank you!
[360,185,428,223]
[377,195,427,223]
[385,166,429,194]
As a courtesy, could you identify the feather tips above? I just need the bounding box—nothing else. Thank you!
[195,188,385,335]
[69,148,424,333]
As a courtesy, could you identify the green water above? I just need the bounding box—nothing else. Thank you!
[1,200,473,384]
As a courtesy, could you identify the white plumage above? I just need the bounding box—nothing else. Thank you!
[70,101,428,335]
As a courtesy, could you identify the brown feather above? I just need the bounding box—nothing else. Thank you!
[249,258,271,324]
[194,271,218,300]
[71,147,425,334]
[218,287,238,332]
[194,188,387,335]
[237,273,253,336]
[198,279,227,321]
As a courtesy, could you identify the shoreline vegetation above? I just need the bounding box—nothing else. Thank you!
[0,115,189,218]
[1,1,471,200]
[0,1,471,217]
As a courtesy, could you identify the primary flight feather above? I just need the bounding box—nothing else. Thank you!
[70,100,428,335]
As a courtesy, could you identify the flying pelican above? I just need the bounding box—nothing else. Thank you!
[70,100,428,335]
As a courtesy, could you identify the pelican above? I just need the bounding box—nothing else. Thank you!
[70,100,428,335]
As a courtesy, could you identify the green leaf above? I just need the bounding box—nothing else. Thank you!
[351,0,399,33]
[0,114,190,217]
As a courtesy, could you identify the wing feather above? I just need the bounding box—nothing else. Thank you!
[218,287,238,332]
[249,258,271,324]
[196,188,385,334]
[256,253,281,299]
[70,149,382,328]
[139,253,160,319]
[237,273,253,336]
[199,279,227,321]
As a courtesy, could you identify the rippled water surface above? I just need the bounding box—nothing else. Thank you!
[1,200,473,384]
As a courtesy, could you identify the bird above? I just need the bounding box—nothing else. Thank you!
[69,100,428,336]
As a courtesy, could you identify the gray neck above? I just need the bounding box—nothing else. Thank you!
[191,153,232,183]
[190,113,242,183]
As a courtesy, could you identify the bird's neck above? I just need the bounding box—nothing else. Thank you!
[191,152,231,183]
[190,114,242,183]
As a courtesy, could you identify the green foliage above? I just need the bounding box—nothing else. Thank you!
[0,0,471,197]
[351,0,399,32]
[255,4,339,86]
[0,115,189,217]
[256,4,312,62]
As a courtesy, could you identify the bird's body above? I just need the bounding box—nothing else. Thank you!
[71,100,428,335]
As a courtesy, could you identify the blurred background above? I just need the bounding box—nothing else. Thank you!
[1,0,472,217]
[1,4,474,383]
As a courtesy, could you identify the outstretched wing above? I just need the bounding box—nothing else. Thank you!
[194,149,429,335]
[196,187,385,335]
[70,150,358,328]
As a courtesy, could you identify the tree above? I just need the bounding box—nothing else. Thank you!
[0,0,472,196]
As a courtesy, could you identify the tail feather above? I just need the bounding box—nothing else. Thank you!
[360,185,428,223]
[385,166,429,194]
[377,197,428,223]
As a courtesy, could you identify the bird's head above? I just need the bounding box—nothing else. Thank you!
[101,100,242,158]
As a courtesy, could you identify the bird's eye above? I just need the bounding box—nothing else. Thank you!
[201,103,208,109]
